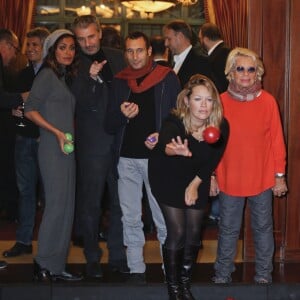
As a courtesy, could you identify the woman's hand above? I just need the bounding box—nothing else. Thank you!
[25,110,72,155]
[185,176,202,206]
[272,177,288,197]
[121,101,139,119]
[209,175,220,196]
[55,130,71,155]
[165,136,192,157]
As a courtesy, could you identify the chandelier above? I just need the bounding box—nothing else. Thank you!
[70,5,114,17]
[177,0,198,5]
[37,0,198,19]
[121,0,175,14]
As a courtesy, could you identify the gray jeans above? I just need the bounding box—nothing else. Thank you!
[214,189,274,282]
[118,157,167,273]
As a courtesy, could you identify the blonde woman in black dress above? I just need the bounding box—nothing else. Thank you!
[149,74,229,300]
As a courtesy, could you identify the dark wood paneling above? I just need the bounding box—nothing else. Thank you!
[284,0,300,261]
[245,0,299,262]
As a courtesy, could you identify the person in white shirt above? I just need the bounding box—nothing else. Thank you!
[163,19,212,88]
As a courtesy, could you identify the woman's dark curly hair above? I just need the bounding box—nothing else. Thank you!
[43,33,80,85]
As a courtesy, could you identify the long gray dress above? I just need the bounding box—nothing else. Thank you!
[25,68,75,274]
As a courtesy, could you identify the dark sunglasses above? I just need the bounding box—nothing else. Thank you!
[235,66,256,73]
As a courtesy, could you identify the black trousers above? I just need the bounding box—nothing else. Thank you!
[75,153,126,263]
[0,132,18,219]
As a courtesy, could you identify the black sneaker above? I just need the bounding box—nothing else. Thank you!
[109,260,130,273]
[98,231,107,242]
[3,242,32,257]
[86,262,103,278]
[52,271,83,282]
[0,261,7,270]
[127,272,146,285]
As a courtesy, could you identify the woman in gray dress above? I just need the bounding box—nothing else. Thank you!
[25,29,82,281]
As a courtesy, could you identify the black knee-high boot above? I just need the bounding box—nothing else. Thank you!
[163,246,184,300]
[181,245,200,300]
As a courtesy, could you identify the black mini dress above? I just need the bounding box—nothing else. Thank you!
[148,114,229,209]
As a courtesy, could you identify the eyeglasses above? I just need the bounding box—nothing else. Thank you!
[235,66,256,74]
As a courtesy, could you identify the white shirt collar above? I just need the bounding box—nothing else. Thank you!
[173,45,192,74]
[208,40,223,56]
[33,61,43,75]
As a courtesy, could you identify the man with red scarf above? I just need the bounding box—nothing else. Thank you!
[105,31,181,284]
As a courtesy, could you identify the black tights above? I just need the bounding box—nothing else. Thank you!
[160,203,205,250]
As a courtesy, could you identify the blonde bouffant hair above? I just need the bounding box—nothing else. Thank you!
[172,74,223,135]
[225,47,265,82]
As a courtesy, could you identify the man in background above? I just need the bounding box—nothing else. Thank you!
[0,29,27,109]
[199,23,231,225]
[199,22,231,93]
[0,29,29,270]
[163,19,211,88]
[3,27,49,258]
[150,35,170,67]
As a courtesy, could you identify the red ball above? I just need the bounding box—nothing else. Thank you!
[202,126,221,144]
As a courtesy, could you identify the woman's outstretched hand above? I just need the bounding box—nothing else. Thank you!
[165,136,192,157]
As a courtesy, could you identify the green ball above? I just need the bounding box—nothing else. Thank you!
[65,132,73,142]
[64,143,74,154]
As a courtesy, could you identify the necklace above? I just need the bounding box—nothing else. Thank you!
[191,126,205,142]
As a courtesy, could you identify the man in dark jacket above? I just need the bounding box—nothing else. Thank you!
[163,19,212,88]
[0,29,28,270]
[71,15,128,278]
[0,29,27,109]
[198,22,231,93]
[3,27,49,259]
[105,31,181,284]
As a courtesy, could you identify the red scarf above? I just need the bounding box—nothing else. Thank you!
[115,59,172,93]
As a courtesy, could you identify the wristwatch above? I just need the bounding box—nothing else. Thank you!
[275,173,285,178]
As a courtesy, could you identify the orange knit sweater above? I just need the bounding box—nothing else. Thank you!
[216,90,286,196]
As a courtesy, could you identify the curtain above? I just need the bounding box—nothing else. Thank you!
[0,0,36,51]
[204,0,248,49]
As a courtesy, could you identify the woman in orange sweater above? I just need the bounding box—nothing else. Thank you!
[212,47,288,284]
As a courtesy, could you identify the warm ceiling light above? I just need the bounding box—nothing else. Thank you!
[64,5,113,18]
[37,6,60,15]
[77,5,91,16]
[96,5,114,18]
[177,0,198,5]
[121,0,175,14]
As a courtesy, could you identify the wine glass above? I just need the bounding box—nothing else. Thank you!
[16,102,26,127]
